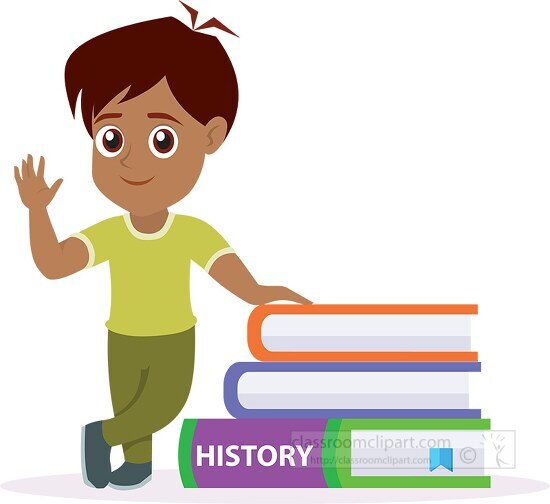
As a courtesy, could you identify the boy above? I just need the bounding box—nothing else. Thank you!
[14,14,310,490]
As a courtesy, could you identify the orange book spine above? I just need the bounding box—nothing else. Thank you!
[247,304,479,363]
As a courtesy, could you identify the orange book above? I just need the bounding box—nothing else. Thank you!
[248,304,479,362]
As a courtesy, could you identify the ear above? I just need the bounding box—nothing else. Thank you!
[204,116,228,155]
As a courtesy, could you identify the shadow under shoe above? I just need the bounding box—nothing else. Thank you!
[81,421,111,488]
[109,461,153,490]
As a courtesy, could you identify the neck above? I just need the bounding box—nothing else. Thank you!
[129,209,169,233]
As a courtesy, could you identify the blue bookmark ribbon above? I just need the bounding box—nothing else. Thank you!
[429,448,454,472]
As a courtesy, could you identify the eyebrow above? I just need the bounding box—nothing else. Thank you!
[147,112,182,125]
[94,113,122,124]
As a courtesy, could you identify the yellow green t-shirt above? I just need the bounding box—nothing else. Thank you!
[71,213,234,336]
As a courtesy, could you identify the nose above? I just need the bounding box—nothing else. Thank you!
[120,145,132,169]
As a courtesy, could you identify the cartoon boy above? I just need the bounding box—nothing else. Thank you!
[13,12,310,490]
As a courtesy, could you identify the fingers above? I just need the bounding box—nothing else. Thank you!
[37,156,45,179]
[49,178,63,198]
[27,154,35,177]
[279,287,312,305]
[21,154,36,179]
[14,166,23,187]
[21,158,28,179]
[18,154,44,180]
[288,290,313,305]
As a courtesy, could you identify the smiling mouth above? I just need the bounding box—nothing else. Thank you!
[120,176,155,186]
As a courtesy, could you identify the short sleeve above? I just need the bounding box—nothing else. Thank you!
[188,218,234,273]
[70,217,118,268]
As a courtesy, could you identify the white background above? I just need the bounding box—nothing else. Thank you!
[1,0,549,502]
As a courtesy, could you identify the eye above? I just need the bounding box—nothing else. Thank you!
[148,125,178,159]
[95,125,124,157]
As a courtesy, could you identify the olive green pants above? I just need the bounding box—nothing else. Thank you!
[101,327,195,464]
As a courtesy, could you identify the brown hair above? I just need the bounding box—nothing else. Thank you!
[65,17,238,137]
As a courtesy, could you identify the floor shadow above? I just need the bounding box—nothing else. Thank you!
[1,471,548,503]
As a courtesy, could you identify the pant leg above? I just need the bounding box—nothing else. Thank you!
[105,331,152,463]
[102,327,195,463]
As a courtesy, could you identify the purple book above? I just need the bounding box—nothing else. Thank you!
[178,418,491,488]
[224,362,482,419]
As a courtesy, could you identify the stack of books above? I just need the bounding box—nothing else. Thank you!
[179,304,491,488]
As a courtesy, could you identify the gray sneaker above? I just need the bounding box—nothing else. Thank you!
[108,461,152,490]
[81,421,111,488]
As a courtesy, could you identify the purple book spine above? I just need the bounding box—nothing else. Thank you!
[184,419,328,488]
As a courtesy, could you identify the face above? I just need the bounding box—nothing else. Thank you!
[91,77,227,216]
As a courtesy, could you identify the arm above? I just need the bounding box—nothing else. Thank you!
[208,252,311,305]
[14,154,88,279]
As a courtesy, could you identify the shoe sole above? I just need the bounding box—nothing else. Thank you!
[108,474,152,490]
[81,426,95,488]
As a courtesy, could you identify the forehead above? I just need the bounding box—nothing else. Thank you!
[93,77,195,123]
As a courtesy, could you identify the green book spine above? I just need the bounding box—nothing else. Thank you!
[324,418,491,488]
[178,418,198,488]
